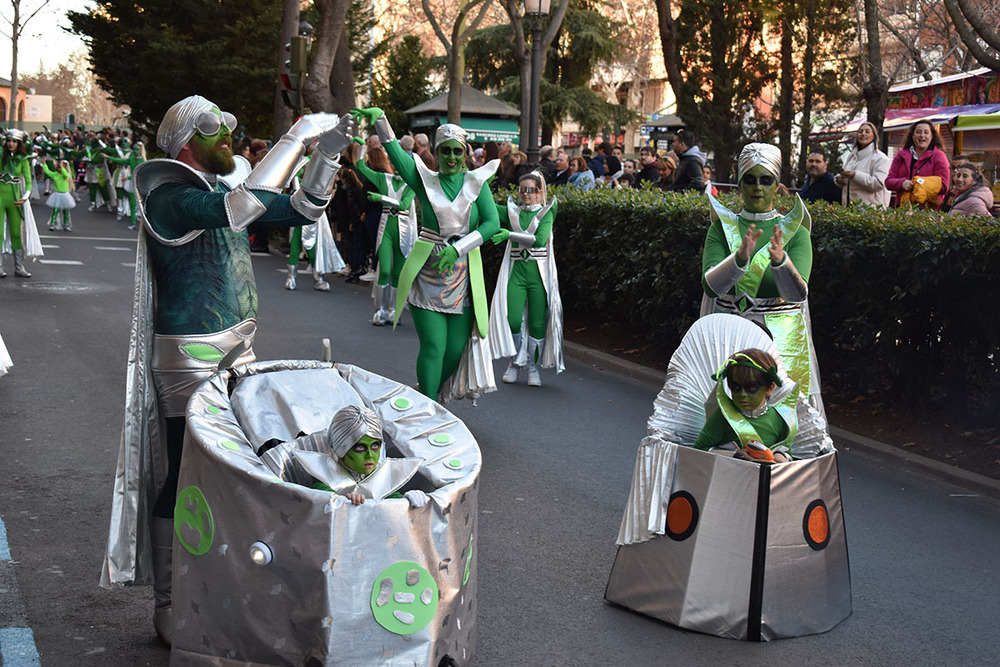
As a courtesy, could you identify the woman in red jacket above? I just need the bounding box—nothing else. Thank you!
[885,120,950,208]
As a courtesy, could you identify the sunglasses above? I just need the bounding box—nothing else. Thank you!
[728,380,764,394]
[519,187,540,194]
[437,145,465,157]
[741,173,775,187]
[194,110,237,137]
[350,440,382,454]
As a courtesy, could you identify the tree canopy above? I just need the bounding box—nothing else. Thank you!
[68,0,284,142]
[371,35,437,134]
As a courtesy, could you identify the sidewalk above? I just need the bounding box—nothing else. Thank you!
[563,340,1000,501]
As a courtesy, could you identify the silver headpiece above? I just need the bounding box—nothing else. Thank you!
[737,143,782,181]
[328,405,383,459]
[157,95,215,159]
[434,123,470,155]
[5,128,26,143]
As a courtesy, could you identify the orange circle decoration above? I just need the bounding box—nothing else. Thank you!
[803,499,830,550]
[665,491,699,541]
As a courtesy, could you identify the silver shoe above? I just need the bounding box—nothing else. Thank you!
[285,265,297,290]
[13,249,31,278]
[502,361,519,384]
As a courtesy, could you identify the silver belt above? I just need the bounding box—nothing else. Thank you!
[716,294,799,315]
[510,247,548,261]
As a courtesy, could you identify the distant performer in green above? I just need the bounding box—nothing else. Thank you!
[100,94,353,647]
[0,129,42,278]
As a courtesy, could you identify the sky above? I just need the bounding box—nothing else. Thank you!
[0,0,91,80]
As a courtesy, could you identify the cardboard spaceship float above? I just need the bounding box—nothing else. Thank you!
[605,314,852,641]
[169,360,479,666]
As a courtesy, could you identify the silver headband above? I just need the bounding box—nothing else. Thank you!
[157,95,215,159]
[328,405,383,459]
[737,143,782,181]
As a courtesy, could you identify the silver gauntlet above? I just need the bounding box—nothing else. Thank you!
[246,113,344,190]
[290,152,340,221]
[704,252,746,296]
[770,255,809,302]
[375,115,396,144]
[509,231,536,246]
[380,196,401,209]
[224,184,268,232]
[451,231,484,258]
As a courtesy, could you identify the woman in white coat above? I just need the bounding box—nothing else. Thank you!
[836,121,890,208]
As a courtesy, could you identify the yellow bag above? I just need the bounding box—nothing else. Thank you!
[899,175,943,209]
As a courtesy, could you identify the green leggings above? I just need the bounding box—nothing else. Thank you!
[50,208,71,226]
[410,306,474,398]
[506,261,548,339]
[287,226,317,266]
[1,208,23,250]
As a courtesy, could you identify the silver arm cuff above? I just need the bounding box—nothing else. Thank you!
[704,252,746,296]
[245,134,305,190]
[770,254,809,302]
[375,115,396,144]
[298,151,340,200]
[451,231,484,257]
[224,184,268,232]
[290,189,327,221]
[381,196,401,209]
[509,231,536,245]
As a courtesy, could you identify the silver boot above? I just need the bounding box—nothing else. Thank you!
[371,285,396,325]
[502,333,522,383]
[13,249,31,278]
[151,517,174,645]
[313,268,330,291]
[0,254,7,278]
[285,264,297,290]
[527,336,544,386]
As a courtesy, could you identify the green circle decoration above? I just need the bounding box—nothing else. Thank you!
[174,486,214,556]
[429,433,454,446]
[370,561,438,635]
[206,405,221,415]
[391,397,413,411]
[220,439,240,451]
[446,458,463,470]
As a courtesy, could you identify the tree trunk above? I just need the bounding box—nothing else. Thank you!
[8,0,21,126]
[446,44,464,125]
[303,0,351,113]
[862,0,888,137]
[797,0,816,180]
[272,0,299,140]
[777,4,795,185]
[328,27,356,114]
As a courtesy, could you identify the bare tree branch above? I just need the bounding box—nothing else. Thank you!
[956,0,1000,51]
[879,15,933,79]
[943,0,1000,69]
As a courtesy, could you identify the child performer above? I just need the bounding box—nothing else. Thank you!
[693,349,797,463]
[41,159,77,231]
[260,405,429,507]
[487,172,564,386]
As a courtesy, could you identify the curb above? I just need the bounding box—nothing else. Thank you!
[563,340,1000,501]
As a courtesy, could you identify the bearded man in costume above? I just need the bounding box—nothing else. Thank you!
[700,143,823,417]
[100,94,353,645]
[352,107,500,402]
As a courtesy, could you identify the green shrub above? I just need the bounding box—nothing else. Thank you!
[490,185,1000,421]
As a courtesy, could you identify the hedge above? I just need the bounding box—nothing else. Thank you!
[488,185,1000,421]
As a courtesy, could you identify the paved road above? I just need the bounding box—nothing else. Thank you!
[1,203,998,666]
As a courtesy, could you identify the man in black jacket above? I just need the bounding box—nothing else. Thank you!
[670,129,705,193]
[633,146,660,188]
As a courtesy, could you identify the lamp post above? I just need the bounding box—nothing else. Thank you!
[524,0,550,165]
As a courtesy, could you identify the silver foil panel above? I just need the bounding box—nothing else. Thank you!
[605,445,851,641]
[170,360,480,665]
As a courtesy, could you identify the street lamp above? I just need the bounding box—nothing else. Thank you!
[524,0,551,165]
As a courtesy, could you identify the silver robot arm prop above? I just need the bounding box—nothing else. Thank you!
[289,115,355,221]
[703,252,747,296]
[224,113,351,231]
[769,254,809,302]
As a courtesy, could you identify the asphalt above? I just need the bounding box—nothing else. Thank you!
[562,340,1000,501]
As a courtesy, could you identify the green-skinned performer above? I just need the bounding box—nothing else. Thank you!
[81,133,114,212]
[487,172,564,386]
[40,159,77,231]
[352,107,501,401]
[694,348,796,463]
[700,143,822,417]
[100,94,354,646]
[0,129,42,278]
[354,140,417,326]
[260,404,429,507]
[105,137,146,228]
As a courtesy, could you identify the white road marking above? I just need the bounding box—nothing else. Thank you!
[94,246,133,251]
[38,235,137,242]
[37,260,84,266]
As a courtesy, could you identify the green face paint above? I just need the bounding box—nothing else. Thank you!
[739,165,777,214]
[341,434,382,478]
[190,107,235,175]
[728,377,771,413]
[436,139,466,176]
